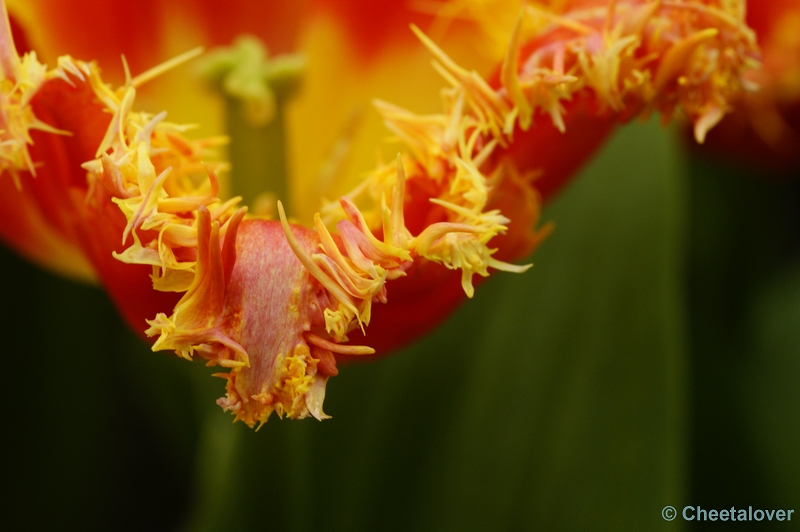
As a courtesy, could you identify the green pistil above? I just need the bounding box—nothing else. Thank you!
[200,36,305,211]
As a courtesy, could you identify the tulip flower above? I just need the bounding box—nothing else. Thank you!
[0,0,759,427]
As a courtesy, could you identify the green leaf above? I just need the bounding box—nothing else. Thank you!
[685,152,800,521]
[744,264,800,507]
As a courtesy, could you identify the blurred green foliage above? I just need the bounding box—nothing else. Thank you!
[1,119,797,531]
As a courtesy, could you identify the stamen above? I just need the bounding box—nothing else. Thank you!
[501,13,533,130]
[130,47,204,88]
[389,155,408,249]
[121,54,132,87]
[304,332,375,356]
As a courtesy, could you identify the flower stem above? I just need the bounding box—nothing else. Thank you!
[180,373,241,532]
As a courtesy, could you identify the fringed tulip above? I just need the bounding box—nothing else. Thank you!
[0,0,759,426]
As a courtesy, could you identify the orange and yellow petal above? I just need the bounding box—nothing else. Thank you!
[0,1,762,426]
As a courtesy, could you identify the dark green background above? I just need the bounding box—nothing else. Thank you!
[2,120,798,530]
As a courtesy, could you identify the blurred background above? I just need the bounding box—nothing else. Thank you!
[2,117,798,531]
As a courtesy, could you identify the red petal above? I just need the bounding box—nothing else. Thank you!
[26,76,180,335]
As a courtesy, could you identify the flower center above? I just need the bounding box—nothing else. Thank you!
[199,35,305,213]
